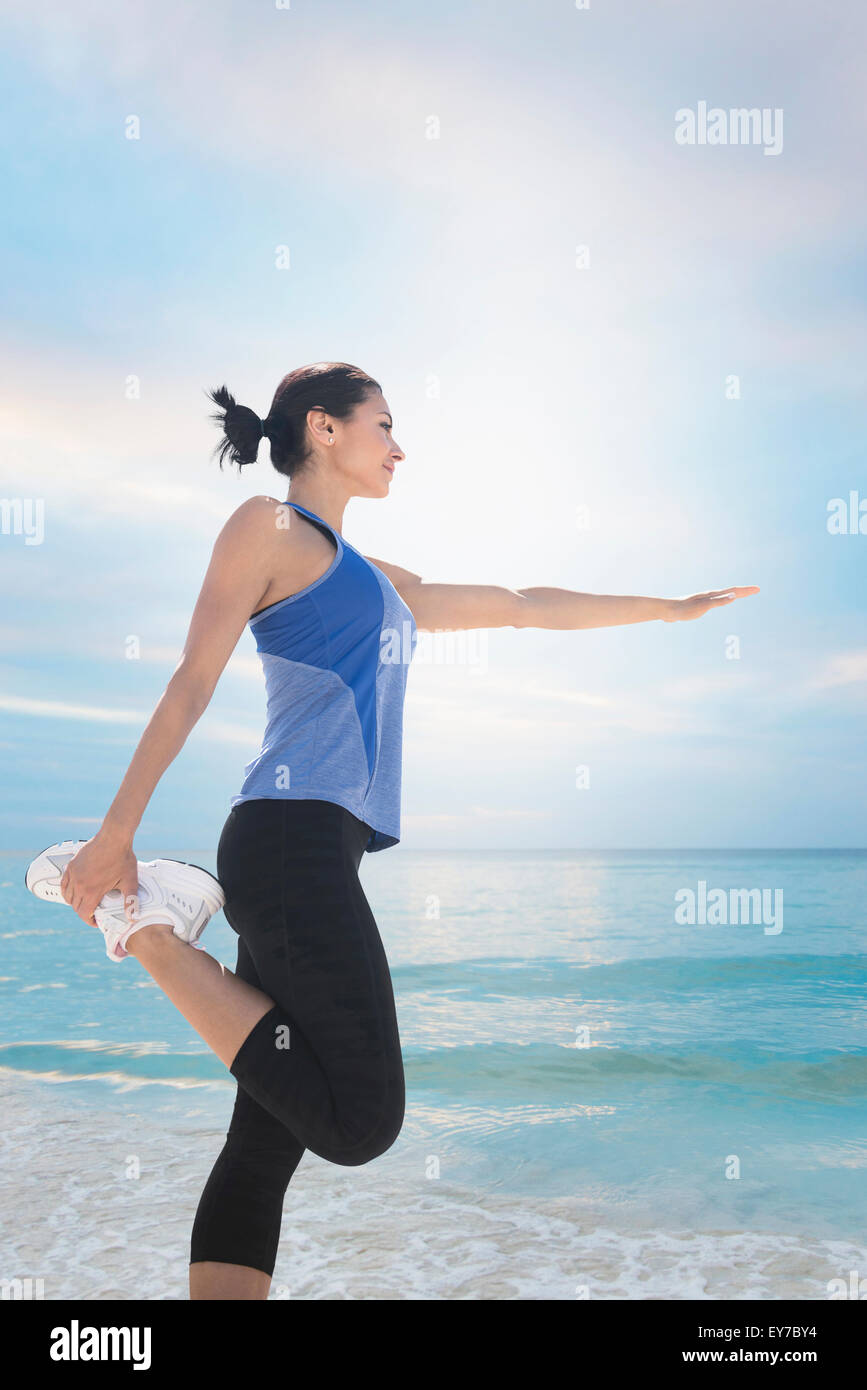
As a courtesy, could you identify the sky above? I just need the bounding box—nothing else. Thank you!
[1,0,865,851]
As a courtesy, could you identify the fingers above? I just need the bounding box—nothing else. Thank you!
[61,869,105,927]
[121,871,141,924]
[75,892,97,926]
[705,586,760,598]
[71,898,97,928]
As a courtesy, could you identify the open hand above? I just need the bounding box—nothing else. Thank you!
[59,832,140,929]
[662,586,760,622]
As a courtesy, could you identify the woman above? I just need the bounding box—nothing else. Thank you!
[45,360,757,1300]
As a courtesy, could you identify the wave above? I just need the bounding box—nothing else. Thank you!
[2,1038,866,1103]
[0,1039,227,1091]
[404,1041,867,1102]
[390,953,867,998]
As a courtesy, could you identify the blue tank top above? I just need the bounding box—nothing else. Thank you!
[231,500,417,851]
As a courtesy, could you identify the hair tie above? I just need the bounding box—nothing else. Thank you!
[260,417,270,440]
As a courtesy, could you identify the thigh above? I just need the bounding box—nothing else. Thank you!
[219,799,396,1013]
[219,798,403,1110]
[224,933,306,1159]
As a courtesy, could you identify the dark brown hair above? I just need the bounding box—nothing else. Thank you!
[207,362,381,476]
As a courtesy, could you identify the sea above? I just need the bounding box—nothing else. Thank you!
[1,847,865,1300]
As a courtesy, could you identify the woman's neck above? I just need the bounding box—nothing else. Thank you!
[284,485,348,536]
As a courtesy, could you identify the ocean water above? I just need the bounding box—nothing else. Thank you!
[1,847,865,1300]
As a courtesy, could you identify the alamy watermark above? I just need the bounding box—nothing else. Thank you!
[675,101,783,156]
[49,1321,151,1370]
[1,1276,44,1299]
[675,880,783,935]
[827,1269,867,1299]
[1,497,44,545]
[381,622,488,673]
[827,492,867,535]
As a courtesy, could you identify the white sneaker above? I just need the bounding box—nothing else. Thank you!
[25,839,90,903]
[93,859,225,961]
[25,842,225,962]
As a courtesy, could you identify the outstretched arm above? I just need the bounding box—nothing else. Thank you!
[365,557,759,632]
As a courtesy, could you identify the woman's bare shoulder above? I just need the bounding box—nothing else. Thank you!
[215,495,294,544]
[227,493,289,520]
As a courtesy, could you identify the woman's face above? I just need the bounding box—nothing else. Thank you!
[321,391,405,498]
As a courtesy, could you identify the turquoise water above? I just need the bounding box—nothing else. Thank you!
[1,847,865,1298]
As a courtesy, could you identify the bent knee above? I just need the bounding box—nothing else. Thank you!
[326,1104,405,1167]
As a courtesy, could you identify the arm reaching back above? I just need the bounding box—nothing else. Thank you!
[61,498,285,926]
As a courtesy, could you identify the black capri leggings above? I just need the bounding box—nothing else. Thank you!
[190,798,405,1277]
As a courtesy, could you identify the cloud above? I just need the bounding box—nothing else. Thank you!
[805,649,867,691]
[0,692,260,745]
[0,623,263,685]
[2,0,863,557]
[0,353,236,530]
[0,694,146,724]
[3,0,862,288]
[658,672,758,701]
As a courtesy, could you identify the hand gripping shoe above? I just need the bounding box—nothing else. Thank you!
[26,842,225,961]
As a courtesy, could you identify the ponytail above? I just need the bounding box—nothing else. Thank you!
[207,362,381,479]
[206,385,268,470]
